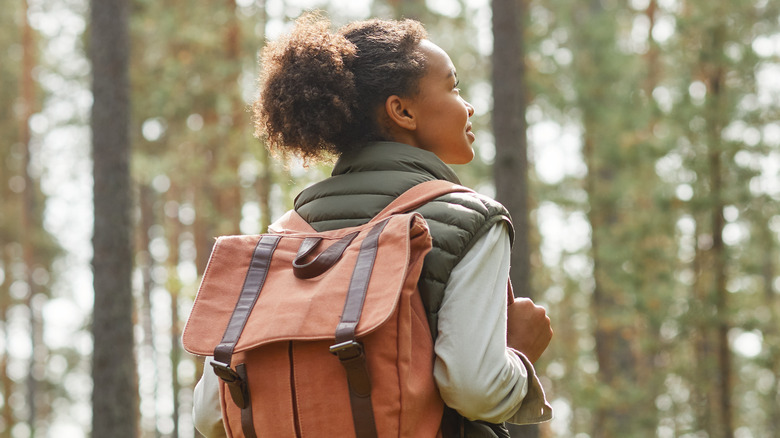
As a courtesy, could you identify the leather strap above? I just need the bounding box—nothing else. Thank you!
[211,235,280,438]
[329,219,388,438]
[237,364,258,438]
[292,231,359,279]
[213,235,281,365]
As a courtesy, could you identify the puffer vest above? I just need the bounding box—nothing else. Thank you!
[294,142,514,338]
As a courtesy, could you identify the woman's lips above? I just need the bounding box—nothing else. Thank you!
[466,124,475,141]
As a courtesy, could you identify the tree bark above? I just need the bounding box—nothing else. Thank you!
[137,185,160,437]
[690,22,732,438]
[19,0,44,432]
[492,0,532,301]
[0,249,14,438]
[166,183,183,438]
[571,3,643,436]
[761,222,779,434]
[256,0,273,233]
[492,0,537,437]
[90,0,137,435]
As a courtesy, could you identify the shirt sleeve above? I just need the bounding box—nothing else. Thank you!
[192,357,228,438]
[433,223,552,424]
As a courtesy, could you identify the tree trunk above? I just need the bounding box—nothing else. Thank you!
[492,0,532,301]
[690,22,732,438]
[0,249,13,438]
[571,3,644,435]
[90,0,137,435]
[256,0,273,233]
[761,222,779,433]
[166,183,183,438]
[492,0,537,437]
[19,0,44,433]
[137,185,160,437]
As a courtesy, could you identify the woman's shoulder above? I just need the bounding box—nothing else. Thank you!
[415,190,514,250]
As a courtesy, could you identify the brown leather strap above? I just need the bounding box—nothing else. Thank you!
[236,364,258,438]
[292,231,359,279]
[334,221,386,344]
[329,219,387,438]
[211,235,280,437]
[213,235,281,365]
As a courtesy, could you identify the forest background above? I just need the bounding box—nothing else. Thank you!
[2,0,779,437]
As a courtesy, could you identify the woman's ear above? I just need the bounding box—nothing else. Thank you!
[384,95,416,131]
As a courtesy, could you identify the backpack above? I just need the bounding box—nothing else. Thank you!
[182,180,473,437]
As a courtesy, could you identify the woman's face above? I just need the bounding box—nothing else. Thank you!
[404,40,476,165]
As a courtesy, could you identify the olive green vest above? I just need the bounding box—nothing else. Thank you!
[294,142,514,338]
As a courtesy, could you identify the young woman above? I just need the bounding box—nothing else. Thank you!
[193,14,553,437]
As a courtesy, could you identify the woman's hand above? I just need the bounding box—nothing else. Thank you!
[506,298,552,363]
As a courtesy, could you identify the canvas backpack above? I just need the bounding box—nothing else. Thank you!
[182,180,475,438]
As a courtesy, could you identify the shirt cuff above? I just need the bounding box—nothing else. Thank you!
[505,349,554,425]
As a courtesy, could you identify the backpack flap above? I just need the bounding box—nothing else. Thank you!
[181,211,432,357]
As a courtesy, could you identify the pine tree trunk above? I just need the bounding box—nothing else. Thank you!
[90,0,137,435]
[166,183,183,438]
[571,3,642,436]
[0,250,13,438]
[256,0,272,233]
[492,0,532,301]
[19,1,43,432]
[762,224,779,433]
[492,0,537,437]
[137,185,160,437]
[691,22,732,438]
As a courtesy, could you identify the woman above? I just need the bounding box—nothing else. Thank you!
[193,13,553,437]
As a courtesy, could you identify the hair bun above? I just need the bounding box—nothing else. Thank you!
[253,13,428,161]
[255,13,358,160]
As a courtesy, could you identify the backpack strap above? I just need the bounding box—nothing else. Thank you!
[320,180,468,437]
[327,180,469,437]
[210,235,281,438]
[328,218,389,438]
[370,180,473,222]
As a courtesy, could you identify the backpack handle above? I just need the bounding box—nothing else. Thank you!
[292,231,360,279]
[370,180,474,222]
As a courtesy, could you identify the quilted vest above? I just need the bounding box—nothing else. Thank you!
[294,142,514,338]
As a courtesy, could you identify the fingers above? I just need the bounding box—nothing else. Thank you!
[506,299,553,363]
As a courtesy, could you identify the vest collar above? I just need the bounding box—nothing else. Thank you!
[332,142,461,184]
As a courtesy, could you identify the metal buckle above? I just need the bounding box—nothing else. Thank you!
[210,360,249,409]
[210,360,241,383]
[329,340,363,360]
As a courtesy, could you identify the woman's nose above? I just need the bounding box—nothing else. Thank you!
[465,100,475,117]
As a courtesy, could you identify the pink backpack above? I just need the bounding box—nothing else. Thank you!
[183,181,473,437]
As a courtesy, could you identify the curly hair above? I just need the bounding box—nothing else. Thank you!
[253,13,428,161]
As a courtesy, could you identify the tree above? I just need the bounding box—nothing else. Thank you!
[90,0,137,435]
[0,1,62,435]
[559,0,678,435]
[492,0,533,300]
[491,0,539,436]
[19,0,46,433]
